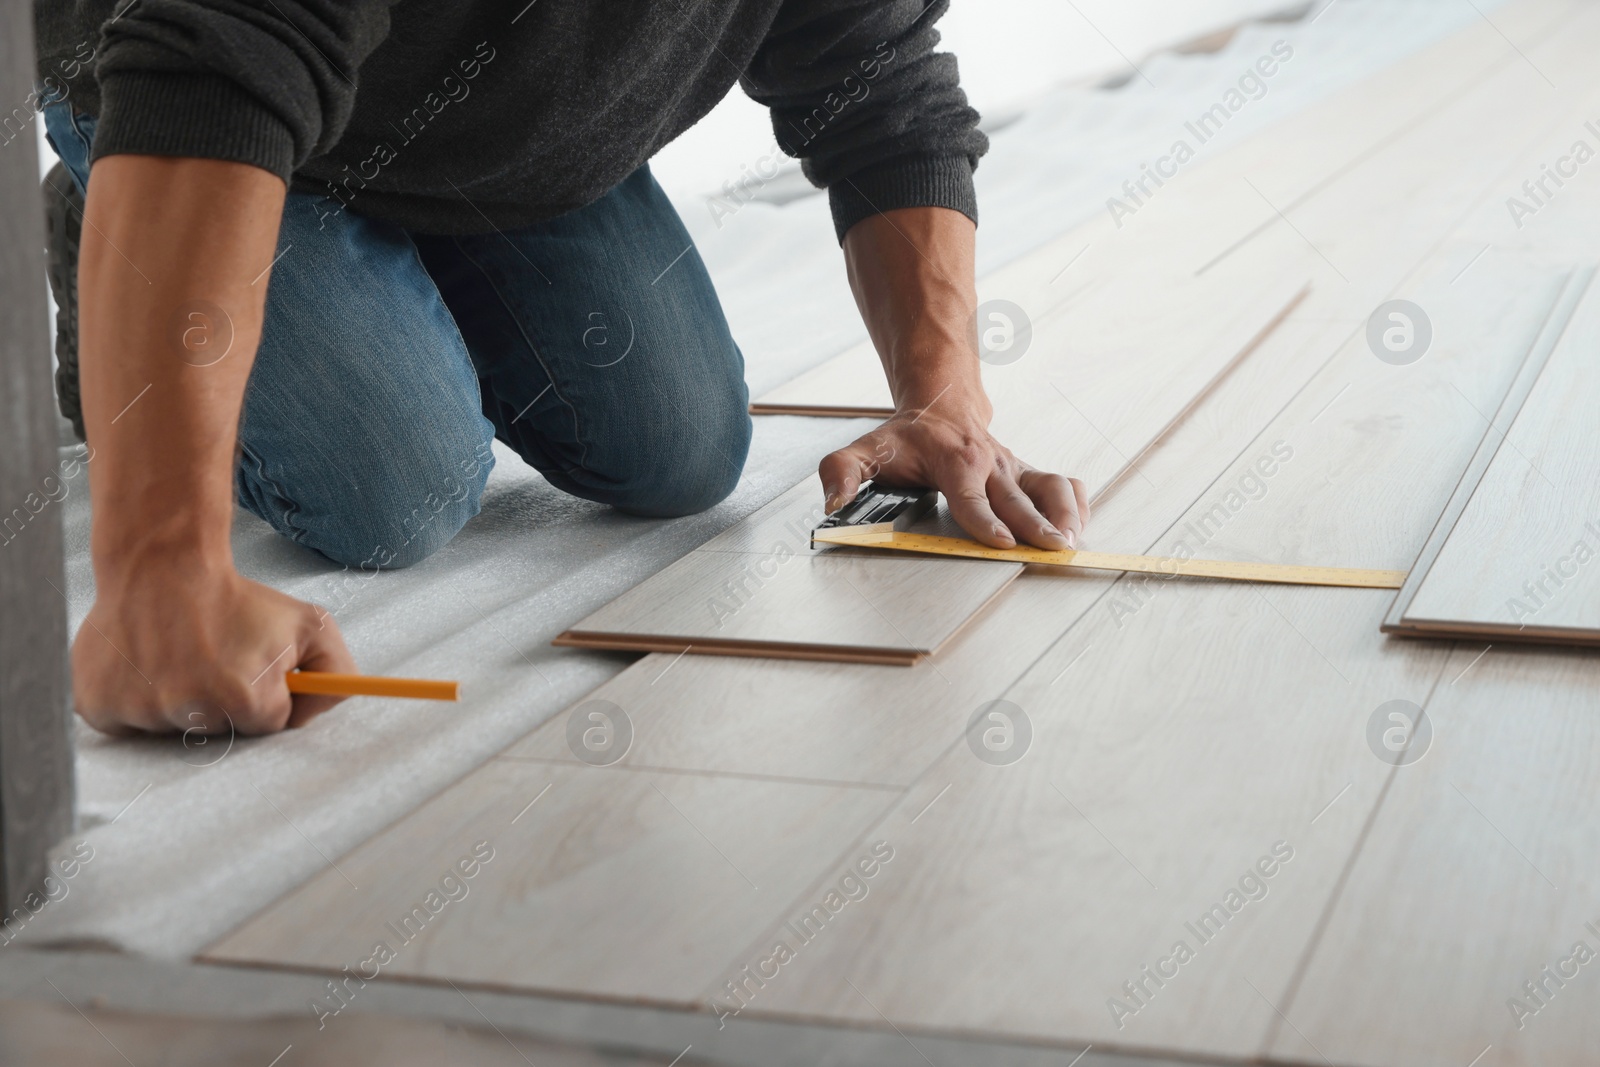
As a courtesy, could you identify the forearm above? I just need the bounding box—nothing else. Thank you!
[841,205,989,420]
[826,204,1086,549]
[79,154,286,583]
[73,156,356,735]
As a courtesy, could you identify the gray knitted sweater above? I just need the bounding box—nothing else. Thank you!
[34,0,987,239]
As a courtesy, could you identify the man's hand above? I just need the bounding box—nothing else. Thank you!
[819,400,1088,550]
[828,206,1089,549]
[74,561,355,736]
[75,153,355,735]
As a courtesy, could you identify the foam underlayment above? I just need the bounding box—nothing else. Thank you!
[21,0,1503,960]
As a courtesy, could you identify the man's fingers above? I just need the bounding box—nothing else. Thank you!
[1015,467,1082,547]
[1070,476,1091,528]
[818,446,873,513]
[940,465,1014,548]
[286,606,358,728]
[989,469,1071,550]
[822,428,1090,553]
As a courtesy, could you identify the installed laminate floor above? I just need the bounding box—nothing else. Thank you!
[0,999,697,1067]
[554,521,1022,665]
[1264,642,1600,1067]
[1389,268,1600,643]
[207,759,900,1005]
[200,257,1581,1067]
[196,3,1600,1065]
[731,243,1576,1059]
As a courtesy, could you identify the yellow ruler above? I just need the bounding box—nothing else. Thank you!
[812,530,1407,589]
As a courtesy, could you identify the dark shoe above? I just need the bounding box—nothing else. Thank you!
[43,161,85,442]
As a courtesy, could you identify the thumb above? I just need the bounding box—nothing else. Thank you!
[286,604,358,728]
[818,445,874,514]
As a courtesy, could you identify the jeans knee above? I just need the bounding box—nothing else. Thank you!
[611,399,751,518]
[368,491,483,568]
[243,438,494,570]
[309,474,486,569]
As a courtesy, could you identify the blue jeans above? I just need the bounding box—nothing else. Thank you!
[45,105,752,569]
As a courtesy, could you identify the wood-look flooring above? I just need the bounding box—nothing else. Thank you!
[1386,267,1600,644]
[202,5,1600,1065]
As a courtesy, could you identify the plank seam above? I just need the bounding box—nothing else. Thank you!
[1256,653,1454,1062]
[1383,267,1597,638]
[492,756,909,793]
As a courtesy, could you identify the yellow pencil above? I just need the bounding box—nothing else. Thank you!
[285,671,459,701]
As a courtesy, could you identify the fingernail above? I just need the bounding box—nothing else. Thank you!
[1065,530,1078,549]
[993,523,1014,544]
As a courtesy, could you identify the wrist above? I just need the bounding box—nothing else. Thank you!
[884,316,988,406]
[92,507,236,593]
[86,428,240,584]
[893,371,992,426]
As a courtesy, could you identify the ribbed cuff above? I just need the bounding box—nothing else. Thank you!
[92,71,298,181]
[828,155,978,243]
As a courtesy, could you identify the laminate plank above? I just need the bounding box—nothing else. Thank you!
[980,269,1309,487]
[1157,262,1576,571]
[746,402,893,418]
[735,582,1436,1058]
[1379,265,1591,638]
[555,543,1018,664]
[1392,268,1600,643]
[203,759,897,1006]
[1074,0,1580,288]
[549,631,923,667]
[1264,643,1600,1067]
[0,999,705,1067]
[751,355,890,417]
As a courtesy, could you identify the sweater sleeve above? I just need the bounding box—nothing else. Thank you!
[87,0,398,180]
[741,0,987,242]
